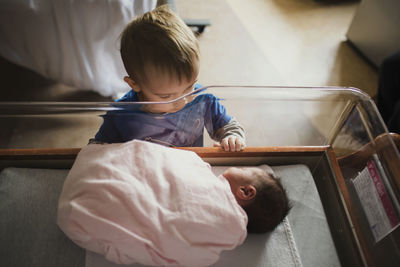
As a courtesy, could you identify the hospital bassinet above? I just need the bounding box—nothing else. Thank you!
[0,86,399,267]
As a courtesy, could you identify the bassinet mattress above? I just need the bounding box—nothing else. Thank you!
[0,164,340,267]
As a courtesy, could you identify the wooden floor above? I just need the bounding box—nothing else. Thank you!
[179,0,378,97]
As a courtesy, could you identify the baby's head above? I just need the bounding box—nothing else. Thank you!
[120,5,199,111]
[222,165,291,233]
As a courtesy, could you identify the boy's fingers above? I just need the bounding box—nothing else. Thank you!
[228,137,236,151]
[221,138,229,151]
[222,137,234,151]
[235,138,244,151]
[241,141,246,150]
[221,137,246,151]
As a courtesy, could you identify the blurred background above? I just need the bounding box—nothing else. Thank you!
[0,0,387,102]
[2,0,400,149]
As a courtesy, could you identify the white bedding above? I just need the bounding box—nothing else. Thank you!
[58,141,248,266]
[86,217,302,267]
[86,164,341,267]
[0,0,156,97]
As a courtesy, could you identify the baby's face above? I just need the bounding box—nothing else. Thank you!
[222,167,271,193]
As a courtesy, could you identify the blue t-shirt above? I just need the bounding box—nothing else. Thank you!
[94,86,231,147]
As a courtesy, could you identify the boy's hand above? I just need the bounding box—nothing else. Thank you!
[215,136,246,151]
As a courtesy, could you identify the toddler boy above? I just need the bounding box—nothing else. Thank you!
[92,5,245,151]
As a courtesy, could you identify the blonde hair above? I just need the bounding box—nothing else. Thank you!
[120,5,199,86]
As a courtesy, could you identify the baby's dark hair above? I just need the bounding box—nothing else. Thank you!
[244,173,291,233]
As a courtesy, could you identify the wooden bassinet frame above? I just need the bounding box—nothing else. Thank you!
[1,134,399,266]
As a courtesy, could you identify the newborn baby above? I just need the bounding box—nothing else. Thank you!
[57,140,289,266]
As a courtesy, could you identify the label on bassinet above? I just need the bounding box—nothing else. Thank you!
[352,160,399,242]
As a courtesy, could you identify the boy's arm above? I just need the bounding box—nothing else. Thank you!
[89,90,135,144]
[203,93,245,151]
[90,112,123,144]
[212,117,246,151]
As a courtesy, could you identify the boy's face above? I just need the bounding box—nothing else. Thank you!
[124,65,199,113]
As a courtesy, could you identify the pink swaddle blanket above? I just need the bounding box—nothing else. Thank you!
[57,140,247,266]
